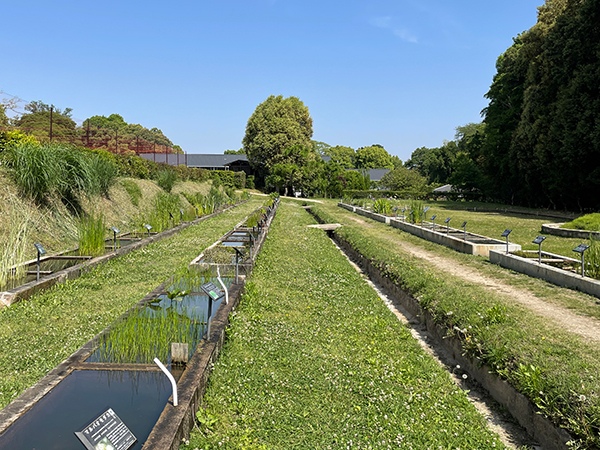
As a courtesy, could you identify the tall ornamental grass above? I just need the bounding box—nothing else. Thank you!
[0,195,33,288]
[78,212,106,257]
[2,142,117,204]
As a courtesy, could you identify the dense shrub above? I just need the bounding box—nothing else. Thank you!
[157,169,177,192]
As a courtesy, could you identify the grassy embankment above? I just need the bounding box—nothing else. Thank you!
[312,201,600,448]
[0,197,262,410]
[183,201,508,449]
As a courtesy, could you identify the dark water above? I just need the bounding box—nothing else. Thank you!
[0,370,171,450]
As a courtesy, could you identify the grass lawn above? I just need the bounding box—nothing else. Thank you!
[0,198,262,410]
[183,201,508,450]
[311,201,600,448]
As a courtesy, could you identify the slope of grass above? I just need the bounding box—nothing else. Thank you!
[183,201,507,449]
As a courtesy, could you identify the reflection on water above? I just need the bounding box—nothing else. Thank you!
[0,370,171,450]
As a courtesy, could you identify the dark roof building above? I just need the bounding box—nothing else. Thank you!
[347,168,390,182]
[140,153,252,174]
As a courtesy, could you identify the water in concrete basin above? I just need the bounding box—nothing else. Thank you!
[0,370,171,449]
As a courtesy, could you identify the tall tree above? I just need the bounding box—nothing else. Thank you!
[355,145,394,169]
[242,95,313,183]
[324,145,356,168]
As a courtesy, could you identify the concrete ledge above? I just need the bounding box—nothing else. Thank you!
[490,250,600,298]
[338,203,520,257]
[542,222,600,240]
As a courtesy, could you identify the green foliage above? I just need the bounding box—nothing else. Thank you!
[585,235,600,280]
[157,168,177,192]
[0,195,33,288]
[405,141,459,184]
[121,179,142,206]
[242,95,313,182]
[355,144,394,169]
[479,0,600,210]
[0,130,38,152]
[246,175,255,189]
[14,102,76,140]
[372,198,392,215]
[3,142,66,203]
[323,145,356,168]
[379,166,430,198]
[78,212,106,257]
[562,214,600,231]
[223,148,245,155]
[84,113,175,149]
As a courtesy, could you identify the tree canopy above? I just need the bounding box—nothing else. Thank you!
[242,95,313,182]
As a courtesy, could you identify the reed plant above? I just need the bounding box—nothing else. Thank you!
[94,302,204,364]
[78,212,106,257]
[3,142,65,204]
[2,142,117,204]
[0,194,33,288]
[585,234,600,279]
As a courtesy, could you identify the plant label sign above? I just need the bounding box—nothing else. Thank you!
[201,282,224,301]
[75,408,136,450]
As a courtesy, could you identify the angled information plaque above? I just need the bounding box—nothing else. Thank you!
[201,281,224,301]
[75,408,136,450]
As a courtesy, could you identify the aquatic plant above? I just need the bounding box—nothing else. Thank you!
[78,212,106,257]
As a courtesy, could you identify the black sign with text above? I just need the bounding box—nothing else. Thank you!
[75,408,136,450]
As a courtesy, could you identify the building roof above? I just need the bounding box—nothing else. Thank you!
[186,154,249,168]
[347,168,391,182]
[433,184,454,193]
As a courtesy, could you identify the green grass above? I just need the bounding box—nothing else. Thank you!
[121,179,143,206]
[77,212,106,257]
[563,213,600,231]
[0,194,33,288]
[157,169,177,193]
[0,198,262,410]
[183,202,507,450]
[312,201,600,448]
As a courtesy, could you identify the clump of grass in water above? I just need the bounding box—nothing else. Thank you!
[78,212,106,257]
[96,302,205,364]
[0,194,33,288]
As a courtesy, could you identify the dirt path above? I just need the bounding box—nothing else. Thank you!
[380,234,600,344]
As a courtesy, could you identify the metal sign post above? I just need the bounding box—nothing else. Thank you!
[422,207,430,227]
[444,217,451,234]
[195,206,199,219]
[169,212,173,230]
[573,244,590,277]
[501,229,512,253]
[144,224,152,238]
[200,281,225,338]
[110,226,120,251]
[34,243,47,281]
[461,221,467,241]
[401,208,407,222]
[431,215,437,231]
[532,236,546,264]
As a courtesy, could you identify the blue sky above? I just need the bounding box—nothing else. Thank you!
[1,0,542,161]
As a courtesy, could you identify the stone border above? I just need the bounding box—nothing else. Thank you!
[542,222,600,240]
[324,230,573,450]
[490,249,600,298]
[0,202,247,308]
[338,203,521,257]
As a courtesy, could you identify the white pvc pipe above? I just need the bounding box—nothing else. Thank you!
[154,357,178,406]
[217,267,229,304]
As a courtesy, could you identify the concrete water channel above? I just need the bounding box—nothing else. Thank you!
[0,200,278,449]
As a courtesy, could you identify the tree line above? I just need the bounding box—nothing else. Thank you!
[407,0,600,211]
[0,100,181,154]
